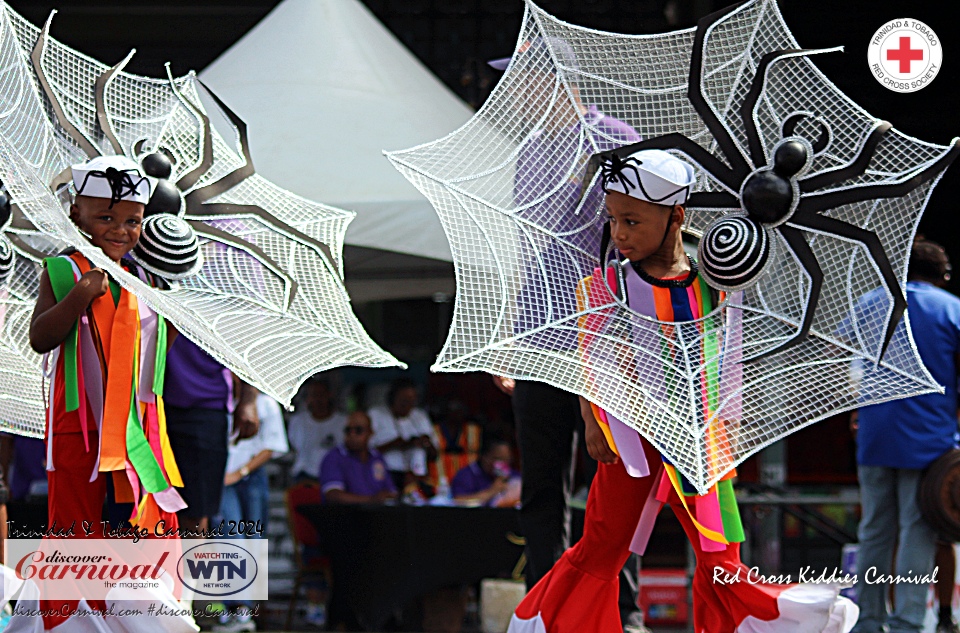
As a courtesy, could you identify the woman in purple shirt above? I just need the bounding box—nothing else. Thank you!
[451,436,520,507]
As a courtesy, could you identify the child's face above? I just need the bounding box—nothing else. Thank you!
[69,195,143,262]
[605,191,681,262]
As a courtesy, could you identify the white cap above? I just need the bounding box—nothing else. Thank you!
[600,149,696,207]
[71,155,151,205]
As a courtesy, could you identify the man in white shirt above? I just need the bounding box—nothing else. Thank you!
[287,381,348,482]
[368,378,437,490]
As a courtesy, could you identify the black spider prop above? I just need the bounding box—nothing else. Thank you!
[32,21,338,304]
[599,154,691,205]
[587,2,960,361]
[600,155,643,193]
[74,167,148,209]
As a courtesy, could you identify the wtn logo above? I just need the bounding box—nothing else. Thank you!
[185,559,247,581]
[177,542,260,597]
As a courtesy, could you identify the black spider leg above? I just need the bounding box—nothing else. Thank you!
[600,157,643,193]
[790,213,903,362]
[798,139,960,214]
[799,122,891,193]
[791,139,960,359]
[745,225,823,362]
[160,67,300,308]
[164,66,214,191]
[186,220,299,301]
[584,3,766,199]
[740,48,842,167]
[184,80,338,273]
[686,0,754,181]
[94,49,136,155]
[32,13,101,159]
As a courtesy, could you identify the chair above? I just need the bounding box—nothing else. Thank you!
[284,482,328,630]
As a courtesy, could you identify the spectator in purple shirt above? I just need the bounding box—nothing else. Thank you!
[451,436,520,507]
[163,337,260,534]
[0,435,47,501]
[320,411,397,504]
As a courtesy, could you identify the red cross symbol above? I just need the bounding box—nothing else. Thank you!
[886,36,923,73]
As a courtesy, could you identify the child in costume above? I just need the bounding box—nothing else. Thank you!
[508,150,857,633]
[25,155,190,631]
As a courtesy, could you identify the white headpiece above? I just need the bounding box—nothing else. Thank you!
[71,155,151,206]
[600,149,696,207]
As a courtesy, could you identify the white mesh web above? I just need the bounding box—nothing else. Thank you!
[386,0,955,493]
[0,4,402,437]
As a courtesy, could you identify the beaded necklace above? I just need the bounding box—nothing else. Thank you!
[630,254,699,288]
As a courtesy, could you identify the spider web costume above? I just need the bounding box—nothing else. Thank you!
[387,0,959,494]
[0,3,402,437]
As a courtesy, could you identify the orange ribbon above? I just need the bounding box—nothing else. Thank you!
[71,255,139,473]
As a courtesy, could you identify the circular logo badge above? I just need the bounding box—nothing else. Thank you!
[868,19,942,93]
[177,542,259,597]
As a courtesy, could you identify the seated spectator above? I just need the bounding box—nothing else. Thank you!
[221,393,290,530]
[0,434,47,501]
[429,399,481,488]
[369,378,437,490]
[451,436,521,507]
[320,411,397,504]
[288,380,347,483]
[215,393,289,633]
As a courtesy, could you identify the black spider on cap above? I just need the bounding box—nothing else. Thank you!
[599,155,644,193]
[586,3,960,361]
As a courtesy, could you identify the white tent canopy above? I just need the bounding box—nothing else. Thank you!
[201,0,473,273]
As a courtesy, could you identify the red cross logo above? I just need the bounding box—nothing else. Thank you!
[886,36,923,73]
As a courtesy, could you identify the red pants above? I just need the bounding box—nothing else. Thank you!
[514,437,780,633]
[42,430,109,629]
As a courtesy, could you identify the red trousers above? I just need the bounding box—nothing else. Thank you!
[41,430,109,629]
[515,437,780,633]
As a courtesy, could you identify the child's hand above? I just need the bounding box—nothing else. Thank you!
[585,418,618,465]
[76,268,109,303]
[580,396,618,465]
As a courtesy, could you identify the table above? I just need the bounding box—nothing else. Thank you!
[298,503,524,630]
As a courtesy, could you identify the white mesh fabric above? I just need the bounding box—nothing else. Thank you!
[386,0,954,493]
[0,3,401,437]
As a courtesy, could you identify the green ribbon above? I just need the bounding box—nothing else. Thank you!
[698,276,720,412]
[109,279,121,306]
[153,316,167,397]
[44,257,80,413]
[124,340,169,494]
[718,478,745,542]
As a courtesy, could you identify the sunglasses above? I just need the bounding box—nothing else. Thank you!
[344,426,368,434]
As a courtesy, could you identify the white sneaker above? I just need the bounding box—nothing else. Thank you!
[622,611,652,633]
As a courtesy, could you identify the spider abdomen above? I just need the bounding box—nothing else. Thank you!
[698,216,773,291]
[130,214,202,280]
